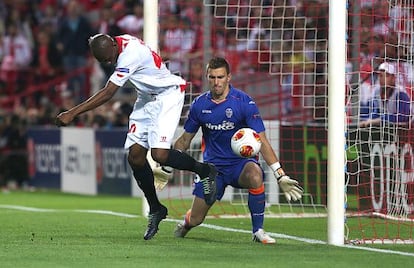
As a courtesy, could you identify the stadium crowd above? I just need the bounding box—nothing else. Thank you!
[0,0,413,189]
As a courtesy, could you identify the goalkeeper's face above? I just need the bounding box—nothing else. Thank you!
[207,67,231,99]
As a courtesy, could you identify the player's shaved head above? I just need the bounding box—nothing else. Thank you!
[88,34,117,64]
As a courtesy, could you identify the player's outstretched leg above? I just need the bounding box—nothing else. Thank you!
[201,164,217,206]
[161,149,217,205]
[144,204,168,240]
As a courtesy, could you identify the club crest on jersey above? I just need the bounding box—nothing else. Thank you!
[225,108,233,118]
[115,67,130,73]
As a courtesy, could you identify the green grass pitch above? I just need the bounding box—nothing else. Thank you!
[1,190,413,267]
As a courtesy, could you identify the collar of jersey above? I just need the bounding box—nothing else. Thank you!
[208,85,233,103]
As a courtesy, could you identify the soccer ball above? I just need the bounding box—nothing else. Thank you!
[231,128,262,158]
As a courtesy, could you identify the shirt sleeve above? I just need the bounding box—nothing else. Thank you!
[244,98,266,133]
[381,92,411,124]
[109,44,141,87]
[184,98,201,133]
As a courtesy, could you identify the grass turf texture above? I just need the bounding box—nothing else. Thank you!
[1,190,413,267]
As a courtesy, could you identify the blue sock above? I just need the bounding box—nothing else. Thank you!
[248,190,265,233]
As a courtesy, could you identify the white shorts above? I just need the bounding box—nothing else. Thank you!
[124,85,185,150]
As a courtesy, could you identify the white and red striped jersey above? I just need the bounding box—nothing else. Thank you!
[109,34,186,94]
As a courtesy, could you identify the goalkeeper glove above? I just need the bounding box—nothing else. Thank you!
[271,162,303,202]
[153,166,173,191]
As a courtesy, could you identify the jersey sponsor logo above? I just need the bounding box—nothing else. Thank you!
[202,109,212,113]
[225,108,233,118]
[205,120,235,131]
[115,67,130,73]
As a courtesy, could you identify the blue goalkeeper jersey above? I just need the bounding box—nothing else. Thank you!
[184,85,265,165]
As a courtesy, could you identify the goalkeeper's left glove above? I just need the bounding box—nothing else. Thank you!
[153,166,173,191]
[271,162,303,202]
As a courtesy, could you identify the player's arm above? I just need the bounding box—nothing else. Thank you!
[56,81,120,126]
[174,131,196,152]
[259,132,303,202]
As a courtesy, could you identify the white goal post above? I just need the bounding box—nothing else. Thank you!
[327,0,346,246]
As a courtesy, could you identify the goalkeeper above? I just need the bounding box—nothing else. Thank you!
[159,57,303,244]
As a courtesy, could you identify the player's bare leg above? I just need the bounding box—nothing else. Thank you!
[175,196,210,238]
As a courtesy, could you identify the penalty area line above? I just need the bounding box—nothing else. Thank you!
[1,204,414,257]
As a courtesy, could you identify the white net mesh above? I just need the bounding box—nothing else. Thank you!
[159,0,414,244]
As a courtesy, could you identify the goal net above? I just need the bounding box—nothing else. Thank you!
[158,0,326,220]
[156,0,414,244]
[345,0,414,244]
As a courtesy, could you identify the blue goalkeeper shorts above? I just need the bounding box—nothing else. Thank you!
[192,158,264,201]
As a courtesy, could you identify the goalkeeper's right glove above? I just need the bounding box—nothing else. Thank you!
[277,175,303,202]
[271,162,303,202]
[153,166,173,191]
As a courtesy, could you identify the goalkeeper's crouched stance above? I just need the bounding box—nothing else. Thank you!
[172,158,303,244]
[165,57,303,244]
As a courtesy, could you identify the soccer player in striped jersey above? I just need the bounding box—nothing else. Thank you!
[55,33,217,240]
[172,57,303,244]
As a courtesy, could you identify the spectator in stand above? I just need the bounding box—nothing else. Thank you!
[217,29,249,73]
[30,26,63,106]
[357,64,376,121]
[56,0,95,102]
[94,6,123,81]
[36,2,60,34]
[301,0,328,39]
[187,60,204,95]
[0,113,28,189]
[371,2,393,36]
[160,16,196,75]
[95,7,123,37]
[359,62,411,127]
[179,59,204,125]
[116,2,144,38]
[0,22,32,95]
[31,27,62,82]
[3,5,35,49]
[158,0,179,15]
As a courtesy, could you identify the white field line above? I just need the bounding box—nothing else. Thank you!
[1,204,414,257]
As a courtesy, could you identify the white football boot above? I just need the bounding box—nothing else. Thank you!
[252,229,276,244]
